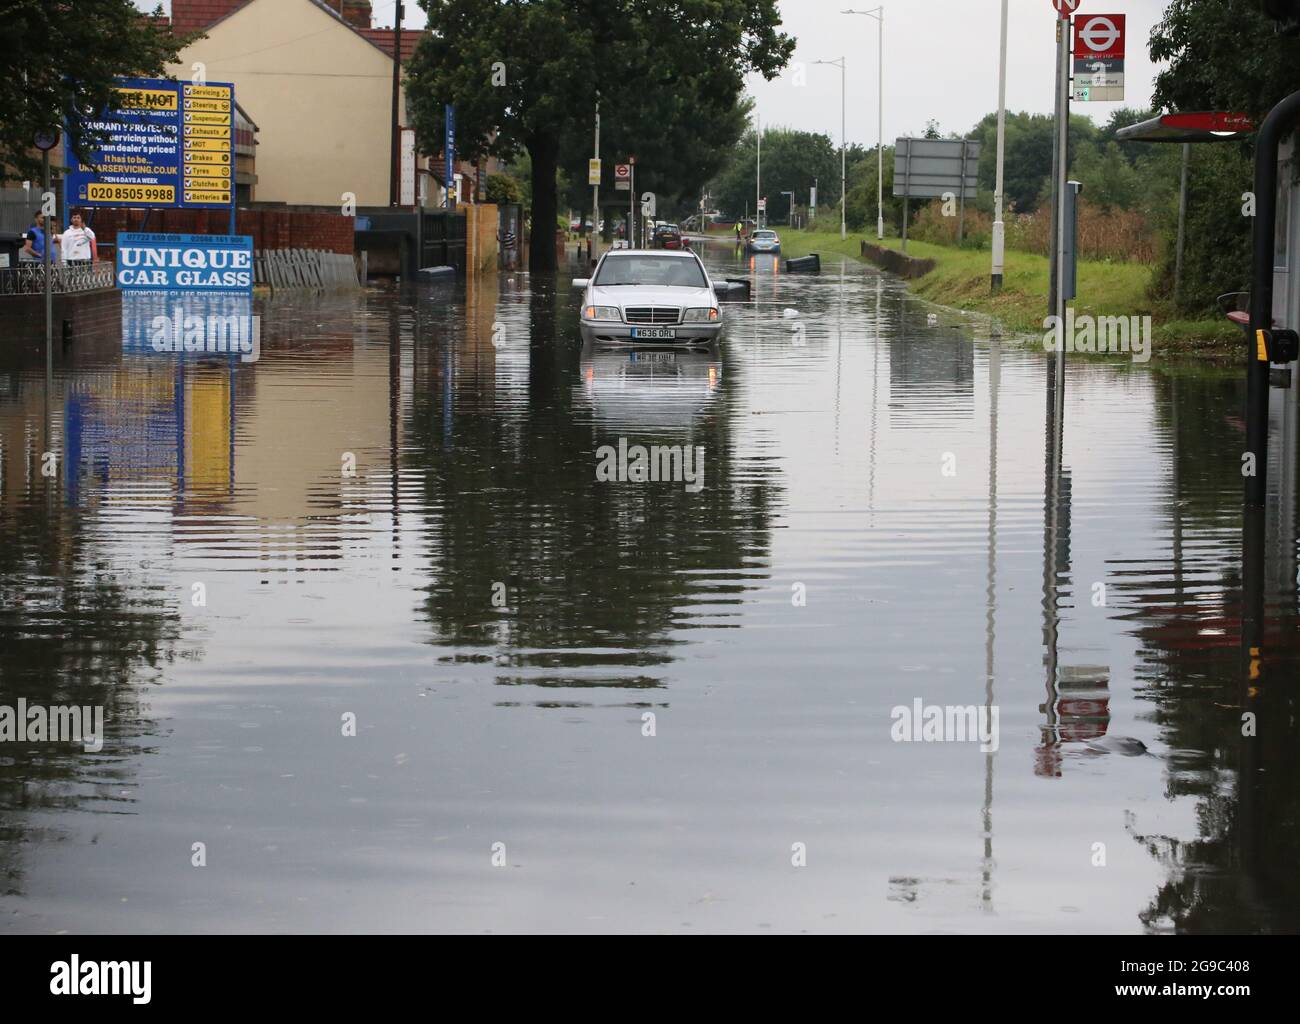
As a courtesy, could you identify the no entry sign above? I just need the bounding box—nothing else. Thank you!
[1074,14,1125,59]
[1053,0,1081,17]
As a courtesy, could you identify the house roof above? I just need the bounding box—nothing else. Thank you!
[170,0,421,63]
[355,26,422,62]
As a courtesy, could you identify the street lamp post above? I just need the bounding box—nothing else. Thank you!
[813,57,847,240]
[991,0,1008,291]
[843,7,884,240]
[781,190,795,227]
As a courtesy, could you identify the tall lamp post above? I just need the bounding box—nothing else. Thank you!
[991,0,1008,291]
[843,7,884,240]
[813,57,847,240]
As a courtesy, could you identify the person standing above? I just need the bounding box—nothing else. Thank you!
[56,212,97,266]
[20,212,45,262]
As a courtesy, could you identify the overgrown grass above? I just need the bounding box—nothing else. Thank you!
[778,228,1241,359]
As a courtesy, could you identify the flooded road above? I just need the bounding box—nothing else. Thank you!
[2,239,1298,933]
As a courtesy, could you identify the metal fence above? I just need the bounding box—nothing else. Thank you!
[0,261,115,296]
[254,249,359,291]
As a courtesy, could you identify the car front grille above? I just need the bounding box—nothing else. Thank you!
[623,306,681,325]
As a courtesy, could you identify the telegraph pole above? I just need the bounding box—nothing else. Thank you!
[592,98,601,262]
[389,2,404,206]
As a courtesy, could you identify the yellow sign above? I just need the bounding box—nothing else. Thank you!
[183,189,232,204]
[184,151,231,165]
[1257,329,1269,362]
[182,136,229,152]
[184,124,231,139]
[113,88,178,112]
[588,159,602,186]
[87,183,176,204]
[182,85,232,100]
[185,98,231,114]
[184,111,233,126]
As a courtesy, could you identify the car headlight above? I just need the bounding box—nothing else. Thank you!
[584,305,620,321]
[683,307,719,322]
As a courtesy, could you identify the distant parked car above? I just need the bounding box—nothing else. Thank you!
[653,223,683,250]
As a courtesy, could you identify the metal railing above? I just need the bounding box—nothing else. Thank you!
[0,261,116,296]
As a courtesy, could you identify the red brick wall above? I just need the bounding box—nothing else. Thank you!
[79,209,354,255]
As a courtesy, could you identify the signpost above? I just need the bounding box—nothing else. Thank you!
[614,164,631,191]
[1073,14,1125,102]
[35,128,59,380]
[628,157,636,248]
[444,104,456,209]
[892,137,981,251]
[399,128,416,207]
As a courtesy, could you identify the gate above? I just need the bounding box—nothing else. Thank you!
[419,210,466,273]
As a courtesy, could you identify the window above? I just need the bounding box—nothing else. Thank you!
[594,256,706,288]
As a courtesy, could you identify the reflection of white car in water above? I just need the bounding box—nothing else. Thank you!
[574,250,722,347]
[579,344,723,431]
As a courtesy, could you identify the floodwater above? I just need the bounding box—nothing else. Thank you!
[1,239,1297,934]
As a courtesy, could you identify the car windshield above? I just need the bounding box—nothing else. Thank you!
[594,256,706,288]
[754,231,777,240]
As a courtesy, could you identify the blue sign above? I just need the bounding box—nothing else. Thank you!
[66,78,235,210]
[121,290,258,361]
[445,104,456,209]
[116,233,254,292]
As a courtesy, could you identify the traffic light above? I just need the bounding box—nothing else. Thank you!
[1262,0,1300,35]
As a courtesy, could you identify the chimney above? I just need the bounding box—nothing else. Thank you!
[340,0,373,29]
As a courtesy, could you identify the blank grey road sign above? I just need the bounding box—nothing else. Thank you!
[893,138,982,200]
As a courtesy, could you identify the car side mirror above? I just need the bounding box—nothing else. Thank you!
[572,278,589,289]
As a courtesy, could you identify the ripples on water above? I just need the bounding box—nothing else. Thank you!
[0,242,1296,933]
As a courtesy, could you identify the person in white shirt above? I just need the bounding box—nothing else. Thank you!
[55,212,97,265]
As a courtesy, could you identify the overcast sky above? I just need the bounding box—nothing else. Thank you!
[141,0,1171,142]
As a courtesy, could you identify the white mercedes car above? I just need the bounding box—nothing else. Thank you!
[574,249,723,347]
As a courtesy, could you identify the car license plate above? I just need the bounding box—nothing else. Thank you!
[632,351,676,363]
[632,328,675,339]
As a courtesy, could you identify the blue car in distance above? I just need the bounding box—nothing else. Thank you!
[747,229,781,254]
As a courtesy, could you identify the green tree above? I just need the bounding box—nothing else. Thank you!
[707,127,841,224]
[485,173,524,206]
[970,112,1057,213]
[0,0,188,183]
[845,144,900,233]
[407,0,793,271]
[1147,1,1300,311]
[1069,140,1140,209]
[1151,0,1300,118]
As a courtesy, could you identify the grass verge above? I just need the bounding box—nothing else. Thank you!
[777,228,1242,360]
